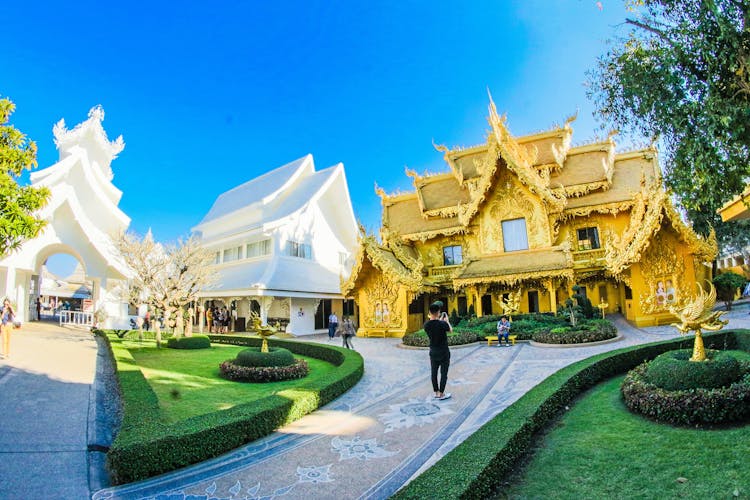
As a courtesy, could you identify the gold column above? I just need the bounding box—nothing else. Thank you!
[547,279,558,314]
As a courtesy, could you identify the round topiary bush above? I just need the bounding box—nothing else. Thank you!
[644,349,743,391]
[166,335,211,349]
[219,358,309,382]
[621,361,750,426]
[219,346,308,383]
[235,347,295,367]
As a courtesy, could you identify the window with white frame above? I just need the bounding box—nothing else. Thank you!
[285,241,312,259]
[223,246,242,263]
[501,218,529,252]
[246,239,271,258]
[214,252,221,265]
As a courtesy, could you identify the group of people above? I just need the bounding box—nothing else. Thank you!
[327,312,356,349]
[424,303,514,401]
[1,298,15,359]
[206,305,235,333]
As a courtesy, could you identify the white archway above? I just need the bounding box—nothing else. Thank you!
[0,106,131,326]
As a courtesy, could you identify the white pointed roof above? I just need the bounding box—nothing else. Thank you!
[197,154,314,227]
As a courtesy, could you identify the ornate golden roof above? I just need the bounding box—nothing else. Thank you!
[341,231,435,296]
[416,174,471,214]
[563,151,659,217]
[453,247,574,288]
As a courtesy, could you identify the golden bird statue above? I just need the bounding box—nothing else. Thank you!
[668,282,727,362]
[248,311,278,353]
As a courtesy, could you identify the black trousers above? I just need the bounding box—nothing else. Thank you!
[430,354,450,393]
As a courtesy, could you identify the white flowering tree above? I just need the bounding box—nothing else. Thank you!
[118,231,216,344]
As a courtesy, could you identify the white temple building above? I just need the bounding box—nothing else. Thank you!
[193,154,358,335]
[0,106,131,326]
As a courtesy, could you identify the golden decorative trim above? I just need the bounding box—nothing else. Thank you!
[453,268,574,289]
[399,225,468,243]
[663,199,718,262]
[604,187,666,276]
[562,200,636,219]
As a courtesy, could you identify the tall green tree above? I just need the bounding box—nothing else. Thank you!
[0,97,50,256]
[588,0,750,249]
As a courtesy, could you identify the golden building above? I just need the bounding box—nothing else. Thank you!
[342,99,716,335]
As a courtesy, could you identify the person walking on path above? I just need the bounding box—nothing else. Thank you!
[425,300,452,400]
[1,297,15,358]
[497,315,511,346]
[342,317,356,349]
[328,312,339,341]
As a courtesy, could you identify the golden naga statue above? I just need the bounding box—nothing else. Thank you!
[249,311,279,353]
[668,282,728,362]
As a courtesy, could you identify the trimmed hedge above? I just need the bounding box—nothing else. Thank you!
[219,358,309,382]
[401,329,479,347]
[99,331,364,485]
[531,319,617,344]
[622,362,750,426]
[235,346,296,367]
[166,335,211,349]
[644,349,743,390]
[394,330,749,499]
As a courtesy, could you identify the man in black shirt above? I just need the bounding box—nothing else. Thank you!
[424,301,453,400]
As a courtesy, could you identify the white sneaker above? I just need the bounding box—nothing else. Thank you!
[439,392,452,400]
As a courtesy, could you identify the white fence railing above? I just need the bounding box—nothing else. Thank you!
[60,310,94,327]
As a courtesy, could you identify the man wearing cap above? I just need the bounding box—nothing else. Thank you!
[424,301,453,400]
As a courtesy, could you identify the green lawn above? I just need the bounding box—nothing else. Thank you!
[121,340,336,424]
[504,355,750,499]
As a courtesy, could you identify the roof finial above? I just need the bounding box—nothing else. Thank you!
[88,104,105,122]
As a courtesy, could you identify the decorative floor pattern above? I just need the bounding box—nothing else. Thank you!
[94,311,750,500]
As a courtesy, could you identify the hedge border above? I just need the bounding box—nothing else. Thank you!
[99,332,364,485]
[394,330,747,499]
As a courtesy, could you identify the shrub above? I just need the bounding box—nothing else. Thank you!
[644,349,744,390]
[166,335,211,349]
[219,358,309,382]
[622,362,750,426]
[531,319,616,344]
[234,347,295,367]
[402,329,479,347]
[101,332,363,485]
[394,329,748,499]
[713,271,746,310]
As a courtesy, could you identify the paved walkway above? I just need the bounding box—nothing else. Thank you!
[4,310,750,500]
[92,308,750,500]
[0,321,107,500]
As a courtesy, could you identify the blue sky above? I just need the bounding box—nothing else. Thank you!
[3,1,630,275]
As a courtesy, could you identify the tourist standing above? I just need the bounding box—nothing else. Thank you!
[1,298,15,359]
[328,312,338,341]
[424,301,452,400]
[35,297,41,321]
[496,316,511,346]
[206,307,213,333]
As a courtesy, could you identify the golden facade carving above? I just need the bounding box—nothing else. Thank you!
[363,275,402,328]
